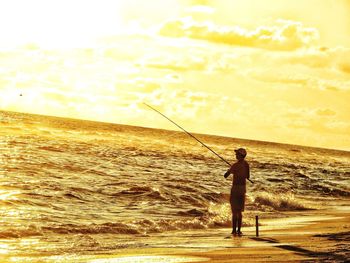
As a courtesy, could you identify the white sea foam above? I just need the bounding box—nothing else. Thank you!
[251,191,310,211]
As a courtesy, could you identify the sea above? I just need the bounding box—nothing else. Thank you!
[0,110,349,261]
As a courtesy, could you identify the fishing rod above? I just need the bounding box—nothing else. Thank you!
[143,103,253,184]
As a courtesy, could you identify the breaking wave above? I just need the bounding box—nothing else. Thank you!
[252,192,310,211]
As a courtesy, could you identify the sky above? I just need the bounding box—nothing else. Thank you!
[0,0,350,151]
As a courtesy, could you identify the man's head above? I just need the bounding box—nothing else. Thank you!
[235,148,247,160]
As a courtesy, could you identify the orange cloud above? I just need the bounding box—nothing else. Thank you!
[159,18,319,51]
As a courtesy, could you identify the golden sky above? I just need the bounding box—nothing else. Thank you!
[1,0,349,151]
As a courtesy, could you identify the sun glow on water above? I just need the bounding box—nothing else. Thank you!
[0,190,20,201]
[89,255,207,263]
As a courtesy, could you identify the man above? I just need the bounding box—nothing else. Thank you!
[224,148,250,236]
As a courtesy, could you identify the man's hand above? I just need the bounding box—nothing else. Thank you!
[224,171,230,178]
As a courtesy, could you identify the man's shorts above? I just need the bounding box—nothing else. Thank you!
[230,187,246,212]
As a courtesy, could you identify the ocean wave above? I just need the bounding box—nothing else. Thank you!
[37,146,64,152]
[294,172,310,179]
[38,219,208,236]
[201,192,227,203]
[119,186,155,195]
[63,192,85,201]
[178,195,203,206]
[115,186,167,201]
[40,208,235,236]
[252,192,310,211]
[5,202,250,237]
[177,208,206,216]
[0,226,43,238]
[311,184,349,197]
[42,222,140,235]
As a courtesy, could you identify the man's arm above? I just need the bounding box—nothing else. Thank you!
[247,162,250,180]
[224,164,235,178]
[245,162,254,183]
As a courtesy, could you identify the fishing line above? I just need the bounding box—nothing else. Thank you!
[143,102,254,184]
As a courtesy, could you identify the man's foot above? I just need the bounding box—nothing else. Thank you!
[237,231,243,236]
[231,230,237,235]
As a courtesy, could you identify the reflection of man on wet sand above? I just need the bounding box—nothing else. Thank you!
[224,148,250,236]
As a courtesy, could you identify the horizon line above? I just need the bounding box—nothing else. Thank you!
[1,108,349,153]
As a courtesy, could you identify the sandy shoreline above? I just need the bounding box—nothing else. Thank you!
[3,209,350,262]
[90,209,350,262]
[182,209,350,262]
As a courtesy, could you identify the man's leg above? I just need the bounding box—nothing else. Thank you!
[237,212,242,235]
[237,194,245,235]
[232,212,237,234]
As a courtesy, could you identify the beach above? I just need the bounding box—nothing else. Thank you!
[4,209,349,262]
[184,210,350,262]
[1,111,349,262]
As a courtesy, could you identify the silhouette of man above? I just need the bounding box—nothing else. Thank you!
[224,148,250,236]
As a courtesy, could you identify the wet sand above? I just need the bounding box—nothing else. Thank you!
[182,209,350,262]
[5,209,349,262]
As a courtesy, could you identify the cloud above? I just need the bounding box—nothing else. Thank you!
[271,46,350,75]
[335,48,350,74]
[143,60,206,72]
[317,79,350,91]
[159,18,319,51]
[338,63,350,74]
[249,71,347,92]
[138,53,207,72]
[275,47,333,68]
[140,86,255,137]
[189,0,212,6]
[250,71,309,86]
[324,121,350,134]
[125,78,162,93]
[146,88,207,105]
[142,87,233,120]
[282,107,347,136]
[185,5,215,14]
[316,108,336,117]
